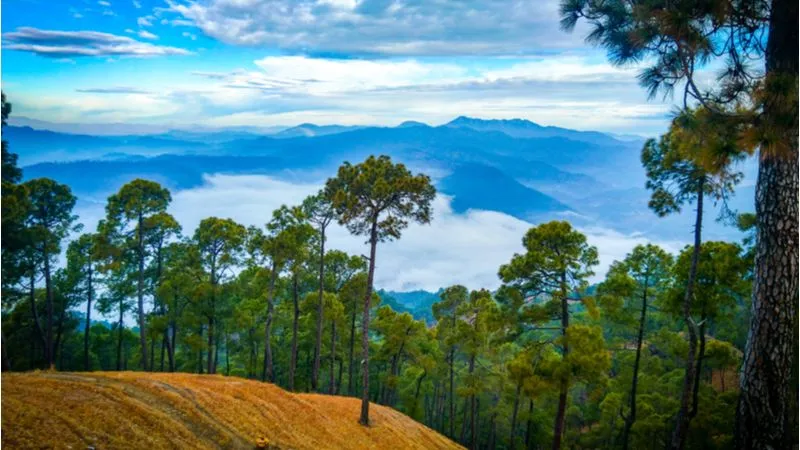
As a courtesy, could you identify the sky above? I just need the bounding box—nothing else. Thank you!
[2,0,680,135]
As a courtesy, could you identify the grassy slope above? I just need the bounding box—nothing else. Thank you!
[2,372,462,450]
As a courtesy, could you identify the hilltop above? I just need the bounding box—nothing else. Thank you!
[1,372,462,450]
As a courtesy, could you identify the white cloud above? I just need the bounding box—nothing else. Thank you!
[133,0,141,8]
[138,30,158,40]
[74,174,685,292]
[137,16,154,27]
[98,0,111,5]
[3,27,190,58]
[164,0,585,56]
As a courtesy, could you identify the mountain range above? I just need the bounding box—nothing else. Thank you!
[10,116,753,242]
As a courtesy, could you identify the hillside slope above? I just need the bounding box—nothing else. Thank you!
[2,372,462,450]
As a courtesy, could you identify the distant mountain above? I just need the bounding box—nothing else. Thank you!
[445,116,632,147]
[5,126,207,165]
[439,163,572,220]
[396,121,429,128]
[272,123,364,138]
[377,289,440,324]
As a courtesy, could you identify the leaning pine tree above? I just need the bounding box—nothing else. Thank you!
[324,155,435,426]
[560,1,798,447]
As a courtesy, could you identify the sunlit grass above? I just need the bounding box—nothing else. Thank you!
[2,371,463,450]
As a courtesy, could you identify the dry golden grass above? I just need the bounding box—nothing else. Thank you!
[2,371,463,450]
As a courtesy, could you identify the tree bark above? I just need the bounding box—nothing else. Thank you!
[622,276,649,450]
[525,399,534,449]
[510,382,522,450]
[670,180,704,450]
[359,220,378,426]
[290,273,299,391]
[689,318,706,419]
[116,298,124,371]
[313,225,326,391]
[348,299,357,395]
[736,1,799,448]
[552,275,570,450]
[29,273,47,358]
[136,212,149,371]
[449,345,456,438]
[262,265,277,382]
[83,266,93,371]
[43,246,54,369]
[329,319,337,394]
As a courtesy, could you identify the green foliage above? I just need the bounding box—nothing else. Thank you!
[324,155,436,242]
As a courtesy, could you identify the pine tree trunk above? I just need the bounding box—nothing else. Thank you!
[313,226,326,391]
[689,318,706,419]
[670,181,704,450]
[84,267,93,371]
[116,300,124,371]
[29,273,46,360]
[329,319,337,395]
[736,1,799,447]
[359,220,378,426]
[552,276,570,450]
[290,273,299,391]
[510,382,522,450]
[348,301,357,395]
[262,265,277,382]
[622,278,649,450]
[136,212,149,371]
[43,246,54,369]
[449,345,456,438]
[525,399,534,449]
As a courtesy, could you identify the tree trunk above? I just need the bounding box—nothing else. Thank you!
[469,354,477,450]
[449,345,456,438]
[84,266,93,371]
[736,1,799,448]
[136,212,149,371]
[290,273,299,391]
[313,225,326,391]
[29,273,47,359]
[262,266,277,382]
[337,350,344,394]
[207,316,215,375]
[43,246,54,369]
[116,299,124,371]
[525,399,534,449]
[167,320,177,372]
[510,382,522,450]
[689,318,706,419]
[348,300,357,395]
[622,278,649,450]
[198,325,204,374]
[552,277,570,450]
[329,319,337,394]
[411,369,426,418]
[359,220,378,426]
[670,180,704,450]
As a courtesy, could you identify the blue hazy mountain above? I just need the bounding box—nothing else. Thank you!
[444,116,637,147]
[377,289,440,324]
[5,125,207,165]
[439,163,571,220]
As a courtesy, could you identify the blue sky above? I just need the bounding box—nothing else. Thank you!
[2,0,678,134]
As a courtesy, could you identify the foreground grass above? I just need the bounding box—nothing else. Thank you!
[2,371,462,450]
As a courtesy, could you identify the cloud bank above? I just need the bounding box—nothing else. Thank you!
[75,174,684,292]
[165,0,584,56]
[3,27,190,57]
